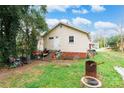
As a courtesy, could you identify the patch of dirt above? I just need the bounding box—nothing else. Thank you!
[51,60,77,64]
[0,60,49,80]
[30,69,44,76]
[51,60,78,68]
[0,60,76,80]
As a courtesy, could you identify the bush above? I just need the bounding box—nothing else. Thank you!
[0,56,6,67]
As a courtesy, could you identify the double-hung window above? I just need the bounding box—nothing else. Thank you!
[69,36,74,43]
[49,37,54,39]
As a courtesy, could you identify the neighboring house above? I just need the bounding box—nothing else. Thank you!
[37,22,90,59]
[37,32,46,51]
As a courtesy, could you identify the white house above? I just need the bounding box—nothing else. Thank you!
[37,22,90,59]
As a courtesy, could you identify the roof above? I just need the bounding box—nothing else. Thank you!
[42,22,90,37]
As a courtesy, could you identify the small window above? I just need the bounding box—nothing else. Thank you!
[69,36,74,43]
[49,37,54,39]
[60,24,62,28]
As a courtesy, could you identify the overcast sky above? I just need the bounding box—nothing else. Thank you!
[45,5,124,37]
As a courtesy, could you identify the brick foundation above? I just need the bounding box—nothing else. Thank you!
[61,52,87,59]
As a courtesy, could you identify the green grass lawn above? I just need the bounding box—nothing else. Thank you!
[0,51,124,88]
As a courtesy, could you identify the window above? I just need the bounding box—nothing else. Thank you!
[69,36,74,43]
[49,37,54,39]
[60,24,62,28]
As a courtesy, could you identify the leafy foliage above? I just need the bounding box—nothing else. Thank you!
[0,5,48,64]
[0,6,25,62]
[107,35,120,49]
[16,5,48,57]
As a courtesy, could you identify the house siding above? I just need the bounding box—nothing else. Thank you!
[44,25,90,53]
[37,37,44,51]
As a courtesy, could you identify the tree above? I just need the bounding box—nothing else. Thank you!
[0,6,28,63]
[16,5,48,58]
[92,32,106,48]
[107,35,119,49]
[0,5,48,64]
[114,22,124,52]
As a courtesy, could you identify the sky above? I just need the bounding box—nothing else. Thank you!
[45,5,124,38]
